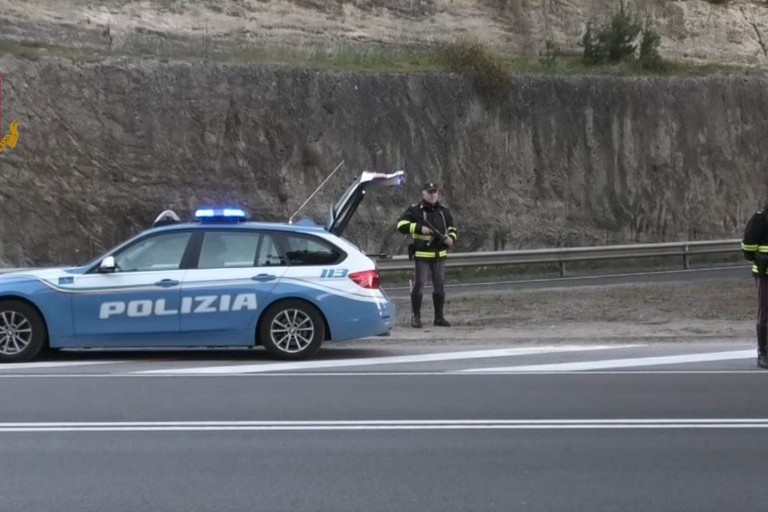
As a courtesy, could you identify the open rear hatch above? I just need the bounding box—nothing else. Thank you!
[325,170,405,236]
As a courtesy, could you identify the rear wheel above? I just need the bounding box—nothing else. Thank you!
[259,300,325,360]
[0,300,47,363]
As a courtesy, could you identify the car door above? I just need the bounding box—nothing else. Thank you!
[71,230,193,339]
[179,230,287,339]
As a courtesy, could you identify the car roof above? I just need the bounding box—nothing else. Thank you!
[146,221,329,236]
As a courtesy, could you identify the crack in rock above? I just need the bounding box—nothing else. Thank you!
[742,6,768,59]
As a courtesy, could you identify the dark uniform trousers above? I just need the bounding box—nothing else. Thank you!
[410,259,447,323]
[411,259,446,296]
[757,276,768,347]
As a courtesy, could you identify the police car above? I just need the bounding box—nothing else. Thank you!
[0,171,403,363]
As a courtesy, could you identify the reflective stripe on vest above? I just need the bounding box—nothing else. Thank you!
[414,250,447,259]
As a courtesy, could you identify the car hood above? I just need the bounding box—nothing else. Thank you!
[0,266,86,286]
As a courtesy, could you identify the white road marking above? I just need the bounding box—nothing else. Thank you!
[132,345,636,375]
[0,369,765,378]
[0,419,767,432]
[0,360,125,370]
[463,350,757,373]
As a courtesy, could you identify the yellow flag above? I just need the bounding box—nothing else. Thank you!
[0,120,20,154]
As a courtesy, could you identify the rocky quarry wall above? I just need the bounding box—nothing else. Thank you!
[3,0,768,69]
[0,56,766,266]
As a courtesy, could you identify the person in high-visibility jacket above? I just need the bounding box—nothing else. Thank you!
[396,181,458,328]
[742,204,768,369]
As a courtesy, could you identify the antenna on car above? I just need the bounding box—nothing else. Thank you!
[288,160,345,225]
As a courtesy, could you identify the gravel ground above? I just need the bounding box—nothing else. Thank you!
[340,278,757,348]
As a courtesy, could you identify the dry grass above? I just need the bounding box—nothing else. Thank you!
[391,279,754,328]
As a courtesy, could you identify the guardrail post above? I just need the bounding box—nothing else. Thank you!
[683,243,690,270]
[559,261,565,277]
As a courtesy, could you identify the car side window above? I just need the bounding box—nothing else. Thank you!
[114,232,192,272]
[279,234,344,266]
[198,231,265,269]
[256,234,286,267]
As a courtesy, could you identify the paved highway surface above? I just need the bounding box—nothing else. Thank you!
[0,340,765,512]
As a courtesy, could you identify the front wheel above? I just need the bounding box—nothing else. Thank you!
[259,300,325,360]
[0,300,47,363]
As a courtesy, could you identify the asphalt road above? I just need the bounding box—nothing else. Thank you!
[0,342,766,512]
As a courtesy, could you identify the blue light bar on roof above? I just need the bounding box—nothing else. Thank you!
[194,207,249,222]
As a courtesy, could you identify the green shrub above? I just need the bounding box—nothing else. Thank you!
[638,22,664,70]
[581,1,641,64]
[581,1,664,70]
[581,21,600,64]
[538,39,560,68]
[604,2,642,62]
[433,38,512,102]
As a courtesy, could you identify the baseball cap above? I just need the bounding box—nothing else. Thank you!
[422,182,438,192]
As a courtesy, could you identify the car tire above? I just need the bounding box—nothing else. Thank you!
[259,300,325,360]
[0,300,47,363]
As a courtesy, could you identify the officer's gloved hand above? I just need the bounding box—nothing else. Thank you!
[757,253,768,274]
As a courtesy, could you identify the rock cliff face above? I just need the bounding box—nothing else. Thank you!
[0,57,766,266]
[2,0,768,68]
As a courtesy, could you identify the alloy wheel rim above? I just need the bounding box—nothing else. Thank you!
[0,310,32,356]
[270,309,315,353]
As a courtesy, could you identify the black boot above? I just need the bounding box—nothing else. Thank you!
[758,325,768,369]
[410,293,422,328]
[433,293,451,327]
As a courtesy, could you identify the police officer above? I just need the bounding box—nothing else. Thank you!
[742,203,768,369]
[396,181,458,328]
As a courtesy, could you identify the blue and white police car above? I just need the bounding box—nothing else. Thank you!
[0,171,403,363]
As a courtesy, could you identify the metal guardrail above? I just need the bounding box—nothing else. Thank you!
[372,239,742,276]
[0,239,742,277]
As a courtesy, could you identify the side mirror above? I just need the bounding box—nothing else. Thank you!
[99,256,117,273]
